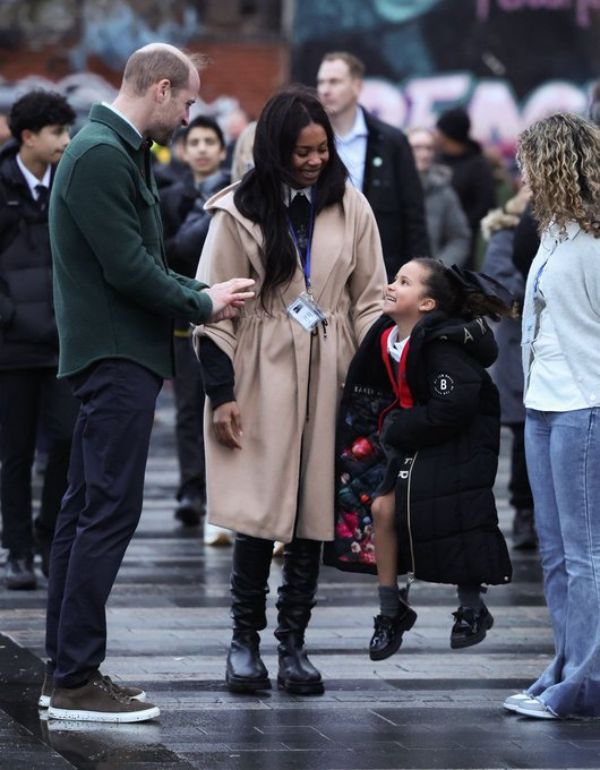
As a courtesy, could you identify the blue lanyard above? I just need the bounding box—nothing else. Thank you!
[287,189,316,292]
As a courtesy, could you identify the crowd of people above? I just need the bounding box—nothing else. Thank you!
[0,42,599,725]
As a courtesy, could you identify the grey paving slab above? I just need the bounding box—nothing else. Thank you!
[1,391,598,770]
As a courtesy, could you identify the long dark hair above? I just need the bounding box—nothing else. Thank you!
[414,258,514,320]
[234,85,347,307]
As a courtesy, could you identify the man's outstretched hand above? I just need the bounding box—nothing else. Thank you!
[204,278,255,322]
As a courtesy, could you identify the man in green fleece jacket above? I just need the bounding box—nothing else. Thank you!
[41,42,254,724]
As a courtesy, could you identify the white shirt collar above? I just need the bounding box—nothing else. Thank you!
[387,326,410,363]
[283,184,312,207]
[543,220,582,251]
[102,101,142,138]
[16,154,51,199]
[336,106,368,143]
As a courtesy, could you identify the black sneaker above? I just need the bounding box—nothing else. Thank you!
[5,555,37,590]
[450,604,494,649]
[174,495,204,526]
[369,604,417,661]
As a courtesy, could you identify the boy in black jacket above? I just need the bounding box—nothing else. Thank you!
[0,90,77,588]
[159,116,230,531]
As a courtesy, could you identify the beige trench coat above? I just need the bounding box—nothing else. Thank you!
[195,182,386,543]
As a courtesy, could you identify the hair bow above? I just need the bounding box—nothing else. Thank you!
[445,264,514,307]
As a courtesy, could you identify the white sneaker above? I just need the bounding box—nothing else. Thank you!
[514,697,558,719]
[503,692,531,712]
[203,523,233,546]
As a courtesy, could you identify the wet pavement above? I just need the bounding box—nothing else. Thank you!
[1,387,599,769]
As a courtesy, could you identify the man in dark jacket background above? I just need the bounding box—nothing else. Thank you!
[435,107,497,269]
[0,90,78,590]
[316,51,429,280]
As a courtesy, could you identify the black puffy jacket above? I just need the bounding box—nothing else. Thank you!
[0,142,58,369]
[325,311,512,587]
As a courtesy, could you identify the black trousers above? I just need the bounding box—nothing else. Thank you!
[0,367,79,556]
[508,422,534,511]
[45,359,162,688]
[173,329,206,500]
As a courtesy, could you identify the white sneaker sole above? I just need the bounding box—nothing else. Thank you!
[503,692,531,712]
[47,704,160,723]
[514,700,558,719]
[272,541,285,558]
[39,689,146,709]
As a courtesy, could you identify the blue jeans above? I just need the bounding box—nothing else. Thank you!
[525,408,600,718]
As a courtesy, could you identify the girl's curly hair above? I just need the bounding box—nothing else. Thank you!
[517,113,600,238]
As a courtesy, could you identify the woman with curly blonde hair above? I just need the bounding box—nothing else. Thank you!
[503,113,600,720]
[518,112,600,236]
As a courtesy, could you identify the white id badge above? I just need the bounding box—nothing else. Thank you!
[286,292,326,332]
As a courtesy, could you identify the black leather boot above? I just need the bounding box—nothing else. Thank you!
[226,534,273,693]
[277,632,324,695]
[275,538,324,695]
[226,631,270,693]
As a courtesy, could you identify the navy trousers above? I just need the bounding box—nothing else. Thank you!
[45,359,162,688]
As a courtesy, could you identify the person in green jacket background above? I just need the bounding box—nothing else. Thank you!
[40,42,254,724]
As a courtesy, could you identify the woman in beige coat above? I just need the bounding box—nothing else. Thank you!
[196,87,386,696]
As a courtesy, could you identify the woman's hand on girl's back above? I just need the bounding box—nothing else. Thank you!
[213,401,244,449]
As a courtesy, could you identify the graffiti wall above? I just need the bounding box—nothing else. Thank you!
[291,0,600,152]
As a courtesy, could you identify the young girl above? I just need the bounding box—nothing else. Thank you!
[325,258,513,659]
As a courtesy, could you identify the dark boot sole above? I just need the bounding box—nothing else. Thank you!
[174,509,201,526]
[277,676,324,695]
[450,613,494,649]
[512,538,538,550]
[6,580,37,590]
[226,673,271,694]
[369,608,417,661]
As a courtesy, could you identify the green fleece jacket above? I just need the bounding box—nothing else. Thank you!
[50,103,213,378]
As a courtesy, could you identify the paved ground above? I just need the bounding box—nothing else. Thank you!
[1,387,599,770]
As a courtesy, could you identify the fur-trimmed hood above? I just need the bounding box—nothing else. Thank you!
[481,187,531,240]
[420,163,453,193]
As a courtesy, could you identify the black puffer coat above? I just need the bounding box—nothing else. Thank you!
[325,312,512,587]
[0,141,58,369]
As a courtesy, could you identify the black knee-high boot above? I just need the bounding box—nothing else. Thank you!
[275,538,324,695]
[226,533,273,693]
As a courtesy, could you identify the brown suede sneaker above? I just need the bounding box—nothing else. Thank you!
[38,671,146,709]
[47,672,159,723]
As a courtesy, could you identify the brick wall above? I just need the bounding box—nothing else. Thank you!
[0,40,291,120]
[194,41,290,119]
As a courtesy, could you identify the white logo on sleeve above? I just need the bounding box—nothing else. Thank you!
[433,373,455,396]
